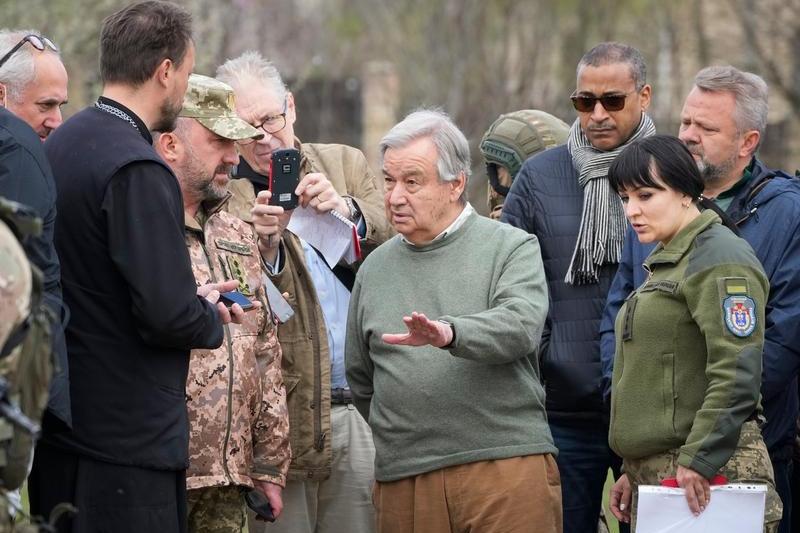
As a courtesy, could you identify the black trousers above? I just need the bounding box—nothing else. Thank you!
[28,440,187,533]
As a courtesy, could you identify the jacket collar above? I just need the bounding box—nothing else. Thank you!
[725,157,782,222]
[645,209,720,267]
[184,192,232,233]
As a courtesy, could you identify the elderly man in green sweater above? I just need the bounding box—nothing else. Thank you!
[345,109,562,533]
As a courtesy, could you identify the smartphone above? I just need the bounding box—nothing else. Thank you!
[219,290,255,311]
[262,275,295,323]
[269,148,301,210]
[244,488,275,522]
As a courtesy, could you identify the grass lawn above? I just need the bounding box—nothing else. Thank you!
[603,469,621,533]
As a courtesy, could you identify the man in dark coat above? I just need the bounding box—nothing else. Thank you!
[27,3,242,532]
[502,42,655,533]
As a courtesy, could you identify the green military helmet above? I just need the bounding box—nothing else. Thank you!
[180,73,264,142]
[480,110,569,197]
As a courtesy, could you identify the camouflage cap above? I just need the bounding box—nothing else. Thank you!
[480,110,570,179]
[180,74,264,142]
[0,219,31,349]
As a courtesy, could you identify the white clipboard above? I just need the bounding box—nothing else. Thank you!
[636,483,766,533]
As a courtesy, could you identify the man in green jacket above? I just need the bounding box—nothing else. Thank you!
[346,109,561,533]
[217,51,392,533]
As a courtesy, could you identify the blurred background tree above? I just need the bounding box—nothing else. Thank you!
[1,0,798,211]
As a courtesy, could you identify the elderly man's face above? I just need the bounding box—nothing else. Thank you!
[383,136,465,245]
[575,62,650,151]
[234,84,297,176]
[4,52,68,141]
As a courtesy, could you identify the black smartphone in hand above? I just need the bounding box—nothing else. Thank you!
[245,488,275,522]
[269,148,300,210]
[219,290,255,311]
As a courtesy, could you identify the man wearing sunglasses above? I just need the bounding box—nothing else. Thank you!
[502,42,654,533]
[0,31,68,141]
[217,51,392,533]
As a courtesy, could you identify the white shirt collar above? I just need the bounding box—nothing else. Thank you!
[401,202,474,246]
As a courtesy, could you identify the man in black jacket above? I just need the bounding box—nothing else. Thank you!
[27,3,242,532]
[502,42,654,533]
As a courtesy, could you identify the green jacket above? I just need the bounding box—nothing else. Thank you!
[609,210,769,479]
[228,140,392,480]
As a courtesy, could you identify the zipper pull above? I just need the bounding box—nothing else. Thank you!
[315,431,327,451]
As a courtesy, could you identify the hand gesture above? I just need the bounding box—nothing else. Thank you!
[382,312,453,348]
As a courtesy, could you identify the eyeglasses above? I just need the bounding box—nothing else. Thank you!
[0,34,59,70]
[570,90,634,113]
[238,98,288,145]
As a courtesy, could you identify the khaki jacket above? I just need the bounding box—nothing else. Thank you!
[228,140,391,480]
[185,197,290,489]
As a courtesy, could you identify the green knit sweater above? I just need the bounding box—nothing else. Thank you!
[345,212,556,482]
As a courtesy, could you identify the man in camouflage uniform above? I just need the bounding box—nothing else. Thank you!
[479,110,569,220]
[154,74,290,532]
[0,200,32,532]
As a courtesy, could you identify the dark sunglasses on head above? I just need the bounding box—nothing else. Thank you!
[570,91,633,113]
[0,34,59,70]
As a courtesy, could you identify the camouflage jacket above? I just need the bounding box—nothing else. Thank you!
[228,140,392,480]
[184,196,290,489]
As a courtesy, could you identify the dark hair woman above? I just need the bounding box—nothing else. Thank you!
[606,135,781,531]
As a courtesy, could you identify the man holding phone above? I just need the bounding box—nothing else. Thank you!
[154,74,291,532]
[217,51,392,533]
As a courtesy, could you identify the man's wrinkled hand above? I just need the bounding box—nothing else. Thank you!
[382,312,453,348]
[295,172,348,215]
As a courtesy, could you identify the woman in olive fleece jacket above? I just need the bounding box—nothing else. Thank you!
[606,136,781,531]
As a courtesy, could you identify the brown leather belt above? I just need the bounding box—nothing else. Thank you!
[331,388,353,404]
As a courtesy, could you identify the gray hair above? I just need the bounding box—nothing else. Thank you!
[379,109,471,200]
[216,50,287,102]
[0,29,61,102]
[694,65,768,148]
[578,42,647,90]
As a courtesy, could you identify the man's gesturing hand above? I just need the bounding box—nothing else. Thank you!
[295,172,349,217]
[382,312,453,348]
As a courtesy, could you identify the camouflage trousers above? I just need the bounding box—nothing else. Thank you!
[624,421,782,532]
[187,485,246,533]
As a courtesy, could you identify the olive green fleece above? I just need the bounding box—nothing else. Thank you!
[609,210,769,479]
[345,212,556,482]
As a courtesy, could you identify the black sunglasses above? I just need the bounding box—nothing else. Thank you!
[570,91,634,113]
[0,34,59,70]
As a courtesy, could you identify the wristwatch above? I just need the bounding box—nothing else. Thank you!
[438,320,456,348]
[343,196,361,222]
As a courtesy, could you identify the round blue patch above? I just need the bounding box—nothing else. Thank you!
[723,295,757,337]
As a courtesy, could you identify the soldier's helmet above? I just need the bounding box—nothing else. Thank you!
[480,110,570,197]
[0,218,31,349]
[180,73,264,142]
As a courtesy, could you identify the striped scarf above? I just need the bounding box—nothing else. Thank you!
[565,114,656,285]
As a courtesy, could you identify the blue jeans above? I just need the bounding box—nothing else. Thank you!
[549,420,629,533]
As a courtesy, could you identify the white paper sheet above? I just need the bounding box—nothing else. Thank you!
[636,484,766,533]
[286,206,360,267]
